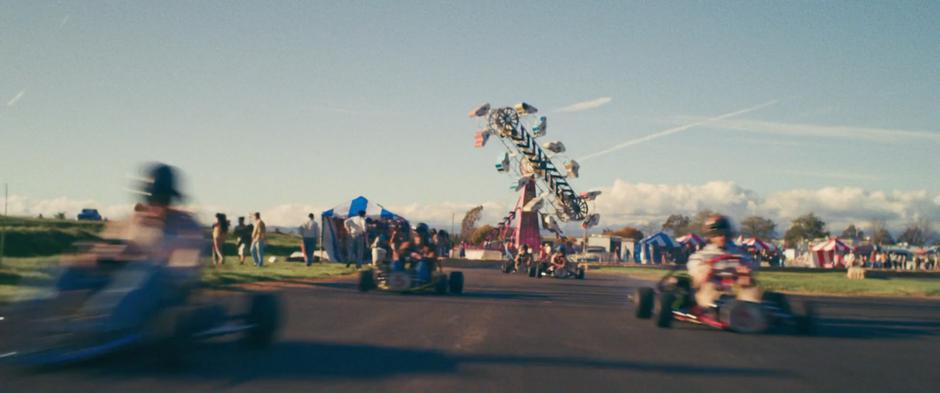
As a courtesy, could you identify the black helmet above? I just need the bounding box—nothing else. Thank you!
[703,214,732,237]
[142,163,182,205]
[415,223,430,236]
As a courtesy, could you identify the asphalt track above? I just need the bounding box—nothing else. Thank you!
[2,264,939,393]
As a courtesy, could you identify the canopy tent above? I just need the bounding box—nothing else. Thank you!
[810,238,852,268]
[321,196,405,262]
[740,237,776,253]
[676,233,705,248]
[634,231,677,264]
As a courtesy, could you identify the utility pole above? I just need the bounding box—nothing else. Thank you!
[451,212,456,237]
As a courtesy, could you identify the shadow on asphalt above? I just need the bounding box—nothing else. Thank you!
[34,340,793,383]
[812,317,940,340]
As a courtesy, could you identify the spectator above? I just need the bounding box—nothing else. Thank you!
[211,213,229,266]
[299,213,320,266]
[233,216,253,264]
[344,210,367,268]
[371,229,389,267]
[251,212,267,267]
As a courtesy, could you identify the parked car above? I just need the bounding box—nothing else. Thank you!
[77,208,102,221]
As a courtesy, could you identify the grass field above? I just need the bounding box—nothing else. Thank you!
[594,266,940,298]
[0,216,359,303]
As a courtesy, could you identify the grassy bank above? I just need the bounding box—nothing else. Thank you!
[0,223,356,302]
[594,266,940,298]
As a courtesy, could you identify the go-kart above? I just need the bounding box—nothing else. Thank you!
[529,260,586,280]
[359,259,464,295]
[632,254,815,334]
[501,255,533,274]
[0,244,282,366]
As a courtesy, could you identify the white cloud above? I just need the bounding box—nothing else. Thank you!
[592,180,940,234]
[6,90,25,107]
[554,97,612,113]
[6,184,939,237]
[707,118,940,144]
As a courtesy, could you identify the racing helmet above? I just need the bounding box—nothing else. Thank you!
[141,163,182,206]
[703,214,732,238]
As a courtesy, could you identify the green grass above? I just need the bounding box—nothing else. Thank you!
[594,266,940,298]
[201,257,357,287]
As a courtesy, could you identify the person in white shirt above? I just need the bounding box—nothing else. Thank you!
[343,210,368,268]
[299,213,320,266]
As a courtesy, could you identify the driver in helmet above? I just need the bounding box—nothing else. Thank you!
[549,245,569,275]
[686,215,760,310]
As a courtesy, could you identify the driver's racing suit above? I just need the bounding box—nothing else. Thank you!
[687,243,760,308]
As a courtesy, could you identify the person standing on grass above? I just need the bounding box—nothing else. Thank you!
[233,216,253,264]
[299,213,320,266]
[344,210,367,268]
[211,213,229,266]
[251,212,267,267]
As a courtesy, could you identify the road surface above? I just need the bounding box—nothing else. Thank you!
[2,264,939,392]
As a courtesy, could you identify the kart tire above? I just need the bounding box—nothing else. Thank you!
[634,287,654,319]
[242,292,282,349]
[528,266,537,278]
[150,307,199,366]
[434,274,448,294]
[502,263,512,274]
[655,292,675,328]
[448,271,464,294]
[576,267,585,280]
[792,300,816,335]
[358,270,376,292]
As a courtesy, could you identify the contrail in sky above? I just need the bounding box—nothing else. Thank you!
[578,99,779,162]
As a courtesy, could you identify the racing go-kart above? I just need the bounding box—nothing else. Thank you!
[529,259,586,280]
[0,241,283,366]
[359,258,464,295]
[632,254,815,334]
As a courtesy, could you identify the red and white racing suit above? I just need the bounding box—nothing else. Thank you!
[687,244,761,308]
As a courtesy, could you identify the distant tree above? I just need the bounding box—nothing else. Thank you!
[54,212,66,220]
[468,224,495,245]
[688,209,718,235]
[869,219,895,245]
[605,226,645,241]
[783,213,828,247]
[460,206,484,242]
[898,217,933,246]
[739,216,776,239]
[661,214,691,237]
[841,224,862,241]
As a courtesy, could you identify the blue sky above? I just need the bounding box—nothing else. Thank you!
[2,1,938,228]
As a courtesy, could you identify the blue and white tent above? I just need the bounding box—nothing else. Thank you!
[321,196,404,262]
[322,195,399,220]
[634,231,677,264]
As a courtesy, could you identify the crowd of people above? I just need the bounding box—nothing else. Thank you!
[849,248,939,271]
[209,211,268,267]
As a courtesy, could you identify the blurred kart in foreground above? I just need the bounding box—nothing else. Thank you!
[0,231,282,367]
[359,260,464,295]
[632,254,815,334]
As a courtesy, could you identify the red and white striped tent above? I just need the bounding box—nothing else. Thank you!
[676,233,705,248]
[740,237,776,252]
[810,238,853,268]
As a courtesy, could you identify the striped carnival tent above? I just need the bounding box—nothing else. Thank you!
[634,231,677,264]
[321,196,405,262]
[810,238,852,268]
[676,233,705,248]
[740,237,776,252]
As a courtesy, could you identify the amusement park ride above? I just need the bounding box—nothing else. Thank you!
[469,102,601,251]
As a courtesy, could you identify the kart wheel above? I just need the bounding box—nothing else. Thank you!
[722,300,769,334]
[448,271,464,294]
[358,270,376,292]
[576,267,585,280]
[502,263,512,274]
[634,287,654,319]
[655,292,675,328]
[528,266,537,278]
[434,275,448,294]
[242,292,282,348]
[792,300,816,335]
